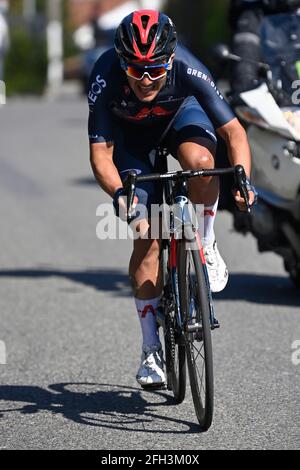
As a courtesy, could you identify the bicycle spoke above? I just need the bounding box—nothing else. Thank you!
[191,344,206,396]
[191,341,204,358]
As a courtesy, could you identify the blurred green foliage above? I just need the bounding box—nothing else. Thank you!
[4,27,47,95]
[9,0,45,14]
[166,0,231,72]
[4,0,232,95]
[5,0,47,95]
[5,1,75,95]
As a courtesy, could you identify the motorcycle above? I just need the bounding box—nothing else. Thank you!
[215,11,300,288]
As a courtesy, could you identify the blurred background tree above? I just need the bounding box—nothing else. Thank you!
[166,0,230,73]
[4,0,231,96]
[5,0,47,95]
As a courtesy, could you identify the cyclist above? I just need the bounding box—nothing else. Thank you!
[229,0,300,93]
[88,9,256,388]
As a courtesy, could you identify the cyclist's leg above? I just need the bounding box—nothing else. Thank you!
[166,97,228,292]
[113,123,164,300]
[113,123,166,385]
[167,97,218,206]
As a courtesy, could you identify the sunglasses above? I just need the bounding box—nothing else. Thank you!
[121,58,172,81]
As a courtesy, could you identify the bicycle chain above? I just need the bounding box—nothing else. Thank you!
[166,311,176,366]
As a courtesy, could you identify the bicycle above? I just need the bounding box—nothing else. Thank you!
[124,165,250,432]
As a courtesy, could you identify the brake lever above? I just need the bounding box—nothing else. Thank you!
[123,170,137,224]
[234,165,251,213]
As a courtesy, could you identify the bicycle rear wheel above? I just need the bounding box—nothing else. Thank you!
[164,310,186,403]
[178,234,214,431]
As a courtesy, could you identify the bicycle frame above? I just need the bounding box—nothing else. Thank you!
[161,177,217,333]
[123,164,251,332]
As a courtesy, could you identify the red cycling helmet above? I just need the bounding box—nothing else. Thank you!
[115,10,177,63]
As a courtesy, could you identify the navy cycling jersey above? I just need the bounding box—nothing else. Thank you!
[88,44,236,144]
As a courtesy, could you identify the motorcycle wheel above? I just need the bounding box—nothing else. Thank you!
[284,260,300,289]
[289,269,300,289]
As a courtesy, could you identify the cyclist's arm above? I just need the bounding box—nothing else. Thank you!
[90,142,143,226]
[87,50,123,197]
[89,142,123,198]
[176,46,236,129]
[176,48,255,207]
[217,117,251,178]
[217,118,256,208]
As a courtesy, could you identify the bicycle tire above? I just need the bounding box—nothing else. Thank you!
[161,241,186,403]
[178,233,214,431]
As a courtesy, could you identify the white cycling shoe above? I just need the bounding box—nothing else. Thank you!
[136,345,166,388]
[203,240,229,293]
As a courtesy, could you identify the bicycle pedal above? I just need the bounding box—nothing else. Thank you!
[186,322,202,333]
[211,319,220,329]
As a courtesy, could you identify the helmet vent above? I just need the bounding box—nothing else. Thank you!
[132,23,158,55]
[141,15,149,29]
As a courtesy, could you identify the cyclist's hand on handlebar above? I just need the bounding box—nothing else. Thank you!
[113,188,139,222]
[232,183,258,212]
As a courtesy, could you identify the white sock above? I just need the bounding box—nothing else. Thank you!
[135,297,161,349]
[202,197,219,247]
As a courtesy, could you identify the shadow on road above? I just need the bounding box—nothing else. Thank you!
[0,268,131,297]
[214,273,300,307]
[71,176,97,186]
[0,383,200,434]
[0,269,299,306]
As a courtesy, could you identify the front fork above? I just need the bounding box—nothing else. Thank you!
[158,192,219,331]
[156,235,184,331]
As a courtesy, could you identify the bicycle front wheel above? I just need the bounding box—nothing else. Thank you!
[178,234,214,431]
